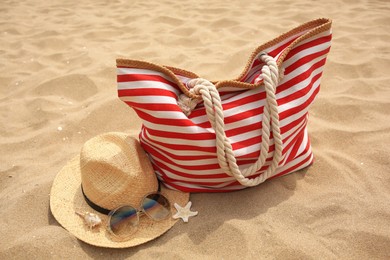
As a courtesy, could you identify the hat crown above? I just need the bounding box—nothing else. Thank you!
[80,133,157,210]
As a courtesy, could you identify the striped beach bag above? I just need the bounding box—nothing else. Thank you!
[117,18,332,192]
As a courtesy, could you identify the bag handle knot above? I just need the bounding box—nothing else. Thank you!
[178,53,283,187]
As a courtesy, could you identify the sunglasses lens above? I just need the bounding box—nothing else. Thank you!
[143,194,171,221]
[108,206,138,238]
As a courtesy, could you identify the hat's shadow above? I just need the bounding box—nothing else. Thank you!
[71,168,307,258]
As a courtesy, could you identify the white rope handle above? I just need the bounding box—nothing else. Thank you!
[178,53,283,187]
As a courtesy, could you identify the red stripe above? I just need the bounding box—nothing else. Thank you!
[270,141,312,180]
[142,130,217,153]
[268,37,299,57]
[284,47,330,75]
[195,106,264,129]
[161,147,312,192]
[144,113,307,161]
[141,138,215,161]
[144,142,222,172]
[146,127,215,141]
[243,35,330,86]
[284,34,332,61]
[223,92,265,111]
[243,33,326,83]
[225,121,262,138]
[193,70,317,131]
[123,101,182,112]
[285,128,305,162]
[281,118,307,154]
[153,159,225,180]
[136,110,197,127]
[279,83,320,119]
[189,58,326,124]
[118,88,177,99]
[146,113,303,143]
[144,121,308,192]
[243,36,299,82]
[189,91,266,119]
[277,57,326,94]
[280,113,307,134]
[278,73,322,106]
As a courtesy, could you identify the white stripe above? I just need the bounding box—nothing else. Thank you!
[118,81,180,94]
[274,143,312,175]
[152,157,231,179]
[120,95,177,104]
[278,74,321,113]
[280,120,308,165]
[143,140,218,167]
[190,97,265,125]
[140,93,309,149]
[144,117,307,167]
[136,108,188,120]
[157,140,312,191]
[117,68,172,80]
[280,52,328,85]
[282,116,308,147]
[142,120,211,135]
[141,130,214,155]
[153,138,312,185]
[243,29,313,82]
[297,127,309,156]
[282,41,331,69]
[244,29,312,79]
[244,33,330,84]
[277,64,325,100]
[146,131,214,147]
[290,30,331,50]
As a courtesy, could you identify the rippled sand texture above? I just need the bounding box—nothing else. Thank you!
[1,0,389,258]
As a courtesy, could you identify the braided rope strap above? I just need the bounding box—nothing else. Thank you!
[178,53,283,187]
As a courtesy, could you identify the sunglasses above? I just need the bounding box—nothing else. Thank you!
[107,193,171,240]
[81,186,171,241]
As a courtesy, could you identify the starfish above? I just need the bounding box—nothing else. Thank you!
[172,201,198,223]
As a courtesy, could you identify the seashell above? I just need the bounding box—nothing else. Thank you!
[75,211,102,229]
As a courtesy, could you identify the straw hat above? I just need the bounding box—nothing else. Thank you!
[50,132,189,248]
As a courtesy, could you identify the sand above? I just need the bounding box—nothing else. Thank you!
[1,0,389,259]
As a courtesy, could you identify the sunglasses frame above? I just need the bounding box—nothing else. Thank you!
[106,192,171,241]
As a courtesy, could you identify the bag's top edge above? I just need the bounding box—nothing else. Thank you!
[116,18,332,99]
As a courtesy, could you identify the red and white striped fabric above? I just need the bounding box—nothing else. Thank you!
[117,18,332,192]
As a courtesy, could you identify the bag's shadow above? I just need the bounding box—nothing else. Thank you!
[175,168,308,245]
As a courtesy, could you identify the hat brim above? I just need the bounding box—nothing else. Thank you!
[50,154,189,248]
